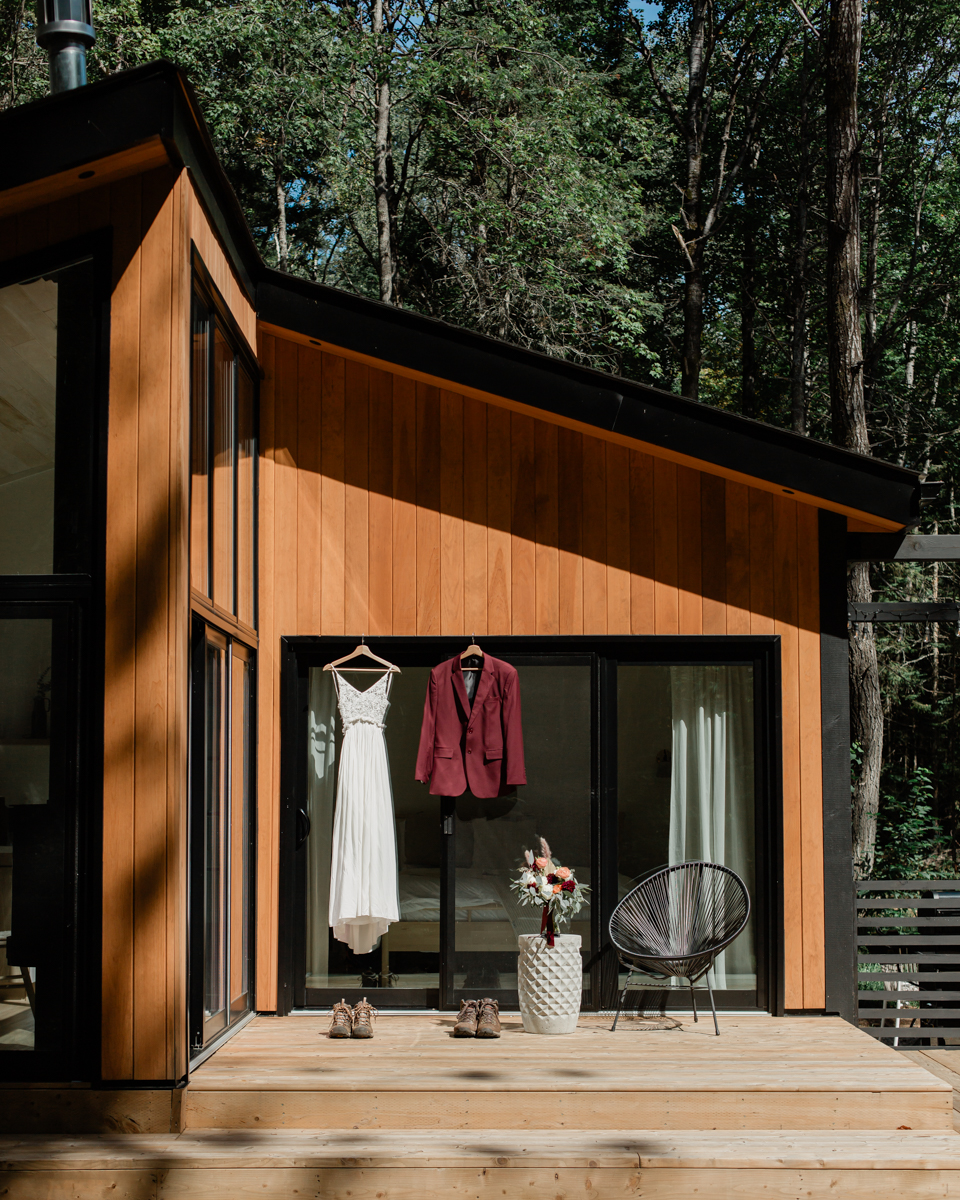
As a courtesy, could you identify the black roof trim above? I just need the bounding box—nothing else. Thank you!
[260,273,920,524]
[0,60,922,525]
[0,61,261,300]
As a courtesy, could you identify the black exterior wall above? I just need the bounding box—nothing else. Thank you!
[820,510,856,1020]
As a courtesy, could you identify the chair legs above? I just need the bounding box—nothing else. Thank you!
[612,973,632,1031]
[613,970,720,1035]
[706,974,719,1036]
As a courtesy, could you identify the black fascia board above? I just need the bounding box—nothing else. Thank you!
[260,272,921,526]
[0,60,261,300]
[0,60,923,525]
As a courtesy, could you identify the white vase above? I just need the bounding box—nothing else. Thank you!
[517,933,582,1034]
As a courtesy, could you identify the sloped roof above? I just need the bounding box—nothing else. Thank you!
[0,60,925,527]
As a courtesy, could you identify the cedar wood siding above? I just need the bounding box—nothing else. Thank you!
[0,161,823,1082]
[257,332,826,1014]
[0,164,255,1081]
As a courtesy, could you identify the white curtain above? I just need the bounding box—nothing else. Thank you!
[668,665,755,989]
[306,668,338,981]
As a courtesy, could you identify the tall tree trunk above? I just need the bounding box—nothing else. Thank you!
[680,1,708,400]
[862,85,889,417]
[275,178,289,273]
[826,0,868,454]
[372,0,397,304]
[789,34,813,435]
[741,174,758,419]
[827,0,881,878]
[849,562,883,877]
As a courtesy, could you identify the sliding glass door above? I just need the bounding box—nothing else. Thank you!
[298,655,594,1009]
[616,663,758,1003]
[189,620,255,1056]
[287,638,775,1014]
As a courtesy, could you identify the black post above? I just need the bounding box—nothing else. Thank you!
[819,510,856,1020]
[440,797,456,1009]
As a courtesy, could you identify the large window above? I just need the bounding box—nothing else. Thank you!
[190,265,257,629]
[0,241,104,1080]
[0,257,98,574]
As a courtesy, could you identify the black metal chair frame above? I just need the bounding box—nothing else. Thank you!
[608,861,750,1036]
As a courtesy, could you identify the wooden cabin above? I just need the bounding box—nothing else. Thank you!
[0,62,928,1094]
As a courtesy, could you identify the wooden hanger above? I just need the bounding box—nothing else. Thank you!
[460,637,483,672]
[324,639,401,674]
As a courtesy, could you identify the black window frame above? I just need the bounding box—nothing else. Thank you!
[189,249,259,633]
[0,230,112,1082]
[277,635,783,1019]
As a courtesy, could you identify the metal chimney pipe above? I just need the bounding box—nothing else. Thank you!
[35,0,95,93]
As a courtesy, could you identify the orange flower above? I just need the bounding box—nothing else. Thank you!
[556,867,572,880]
[534,857,548,869]
[553,883,562,894]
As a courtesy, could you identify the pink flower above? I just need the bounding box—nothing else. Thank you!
[556,867,572,880]
[534,857,548,869]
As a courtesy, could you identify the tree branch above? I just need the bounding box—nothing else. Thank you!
[627,12,685,135]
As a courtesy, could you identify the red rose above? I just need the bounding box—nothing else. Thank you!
[547,874,559,885]
[561,880,576,892]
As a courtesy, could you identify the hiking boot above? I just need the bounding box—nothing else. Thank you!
[328,999,353,1038]
[453,999,479,1037]
[476,998,501,1038]
[352,997,378,1038]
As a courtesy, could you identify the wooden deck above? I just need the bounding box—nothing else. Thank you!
[3,1012,960,1196]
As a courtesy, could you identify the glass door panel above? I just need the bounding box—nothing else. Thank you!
[301,655,594,1009]
[452,659,593,1006]
[229,643,252,1014]
[0,617,54,1052]
[202,631,227,1041]
[190,621,255,1057]
[616,663,757,1003]
[303,666,440,1002]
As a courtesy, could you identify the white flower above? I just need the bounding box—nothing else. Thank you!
[540,882,555,901]
[521,871,534,887]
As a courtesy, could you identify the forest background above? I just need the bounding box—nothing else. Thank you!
[3,0,959,880]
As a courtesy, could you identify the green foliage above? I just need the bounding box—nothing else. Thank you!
[874,765,955,879]
[6,0,960,871]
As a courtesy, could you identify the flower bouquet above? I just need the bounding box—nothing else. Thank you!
[510,837,590,947]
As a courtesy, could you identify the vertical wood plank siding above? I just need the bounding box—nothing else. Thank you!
[1,169,256,1078]
[259,334,826,1011]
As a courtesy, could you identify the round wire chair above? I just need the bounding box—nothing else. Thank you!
[608,861,750,1035]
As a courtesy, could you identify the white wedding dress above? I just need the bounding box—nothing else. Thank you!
[328,669,400,954]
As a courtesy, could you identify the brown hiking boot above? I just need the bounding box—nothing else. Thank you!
[453,999,479,1037]
[328,999,353,1038]
[352,997,378,1039]
[476,998,501,1038]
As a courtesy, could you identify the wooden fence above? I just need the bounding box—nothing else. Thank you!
[857,880,960,1048]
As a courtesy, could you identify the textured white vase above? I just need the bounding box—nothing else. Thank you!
[517,933,582,1034]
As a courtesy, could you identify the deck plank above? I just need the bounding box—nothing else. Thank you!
[4,1129,960,1170]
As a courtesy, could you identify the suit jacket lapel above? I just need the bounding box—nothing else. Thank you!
[450,657,470,720]
[471,657,496,711]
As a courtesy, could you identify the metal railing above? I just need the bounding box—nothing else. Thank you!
[856,880,960,1048]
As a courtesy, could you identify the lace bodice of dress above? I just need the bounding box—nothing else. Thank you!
[333,669,392,730]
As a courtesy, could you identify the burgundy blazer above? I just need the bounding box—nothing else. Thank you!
[414,655,526,798]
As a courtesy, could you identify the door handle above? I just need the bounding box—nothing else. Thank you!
[296,808,311,850]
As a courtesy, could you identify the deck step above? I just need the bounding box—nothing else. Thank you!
[178,1013,955,1132]
[2,1129,960,1198]
[181,1064,954,1131]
